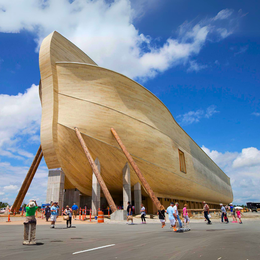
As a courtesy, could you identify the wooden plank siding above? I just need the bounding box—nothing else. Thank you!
[39,31,233,206]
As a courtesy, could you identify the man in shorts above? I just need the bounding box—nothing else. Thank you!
[126,201,133,224]
[203,201,211,224]
[71,203,79,220]
[166,202,177,231]
[50,202,58,228]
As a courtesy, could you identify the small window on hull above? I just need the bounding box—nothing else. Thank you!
[178,149,186,173]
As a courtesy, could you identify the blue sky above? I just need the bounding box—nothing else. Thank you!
[0,0,259,206]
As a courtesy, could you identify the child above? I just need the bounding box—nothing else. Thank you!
[183,204,190,229]
[236,209,243,224]
[157,205,166,228]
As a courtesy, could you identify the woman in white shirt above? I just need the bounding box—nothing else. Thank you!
[140,204,146,224]
[63,205,72,228]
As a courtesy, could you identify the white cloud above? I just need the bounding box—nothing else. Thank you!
[3,185,18,191]
[177,105,219,126]
[205,105,219,118]
[233,147,260,168]
[187,60,207,72]
[202,146,260,204]
[213,9,234,21]
[0,1,236,80]
[0,84,41,158]
[234,45,248,56]
[0,192,4,195]
[217,28,233,39]
[201,146,238,169]
[0,160,48,205]
[252,112,260,117]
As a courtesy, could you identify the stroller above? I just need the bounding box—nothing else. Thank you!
[224,213,229,223]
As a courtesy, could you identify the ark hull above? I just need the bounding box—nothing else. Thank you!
[40,32,233,206]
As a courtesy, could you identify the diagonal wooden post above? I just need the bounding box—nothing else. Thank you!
[12,146,43,213]
[74,127,117,213]
[111,128,162,211]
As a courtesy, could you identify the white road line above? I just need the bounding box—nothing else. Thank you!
[72,244,115,255]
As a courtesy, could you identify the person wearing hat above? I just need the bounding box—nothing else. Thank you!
[50,202,59,228]
[173,202,182,228]
[202,201,211,224]
[63,205,72,228]
[23,200,38,245]
[220,203,229,223]
[166,202,177,231]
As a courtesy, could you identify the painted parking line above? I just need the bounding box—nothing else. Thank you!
[72,244,116,255]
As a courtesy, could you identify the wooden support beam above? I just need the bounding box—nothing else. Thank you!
[74,127,117,213]
[111,128,162,211]
[12,146,43,212]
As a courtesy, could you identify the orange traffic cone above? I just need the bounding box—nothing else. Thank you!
[6,209,11,222]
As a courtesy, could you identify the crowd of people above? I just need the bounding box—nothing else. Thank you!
[43,202,79,228]
[22,199,244,244]
[221,202,243,224]
[126,200,243,230]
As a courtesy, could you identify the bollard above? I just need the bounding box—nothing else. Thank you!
[6,209,11,222]
[108,207,110,218]
[79,207,81,220]
[84,206,87,220]
[90,209,91,222]
[41,208,44,219]
[98,210,104,223]
[21,208,24,217]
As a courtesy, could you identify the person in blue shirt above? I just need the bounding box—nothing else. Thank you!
[166,202,177,231]
[50,202,58,228]
[71,203,79,220]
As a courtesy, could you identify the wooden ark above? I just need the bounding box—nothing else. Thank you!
[39,31,233,209]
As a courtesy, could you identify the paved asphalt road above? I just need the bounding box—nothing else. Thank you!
[0,220,260,260]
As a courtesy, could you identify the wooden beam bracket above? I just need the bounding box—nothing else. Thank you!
[111,128,162,211]
[12,145,43,212]
[74,127,117,213]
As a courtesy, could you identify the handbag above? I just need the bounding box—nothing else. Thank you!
[63,215,69,220]
[208,214,211,219]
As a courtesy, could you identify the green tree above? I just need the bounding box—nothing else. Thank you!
[0,202,9,208]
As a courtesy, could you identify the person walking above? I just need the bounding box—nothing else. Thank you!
[182,204,190,229]
[173,202,182,228]
[220,203,229,223]
[202,201,211,224]
[140,204,146,224]
[71,203,78,220]
[230,203,237,223]
[236,209,243,224]
[126,201,133,224]
[50,202,59,228]
[157,205,166,228]
[23,200,38,245]
[63,205,72,228]
[166,202,177,231]
[45,205,51,222]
